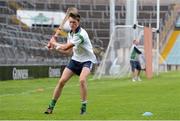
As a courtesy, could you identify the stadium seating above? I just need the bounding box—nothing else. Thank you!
[0,0,173,66]
[166,35,180,65]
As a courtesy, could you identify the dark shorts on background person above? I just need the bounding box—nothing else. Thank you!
[130,60,141,72]
[67,59,93,75]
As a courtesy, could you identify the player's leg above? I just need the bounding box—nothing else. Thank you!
[79,65,91,115]
[80,67,90,100]
[133,69,139,81]
[137,61,142,81]
[53,67,74,100]
[130,60,137,81]
[137,70,142,81]
[44,67,74,114]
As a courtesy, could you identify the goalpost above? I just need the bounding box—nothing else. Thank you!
[93,0,167,79]
[94,25,153,78]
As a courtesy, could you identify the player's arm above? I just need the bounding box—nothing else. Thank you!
[134,46,142,54]
[55,42,74,51]
[57,46,73,55]
[54,34,82,50]
[50,39,74,55]
[55,42,74,55]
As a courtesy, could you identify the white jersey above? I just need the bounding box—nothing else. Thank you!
[67,26,97,63]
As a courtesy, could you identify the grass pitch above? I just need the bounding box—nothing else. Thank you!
[1,71,180,120]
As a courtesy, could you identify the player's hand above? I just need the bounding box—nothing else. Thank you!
[47,35,57,50]
[50,36,57,45]
[46,42,53,50]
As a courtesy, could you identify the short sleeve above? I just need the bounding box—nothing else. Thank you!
[71,34,84,46]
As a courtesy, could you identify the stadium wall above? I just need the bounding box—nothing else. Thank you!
[0,65,66,81]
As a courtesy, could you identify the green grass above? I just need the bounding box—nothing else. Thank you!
[1,71,180,120]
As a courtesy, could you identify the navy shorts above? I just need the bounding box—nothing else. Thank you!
[130,60,141,72]
[66,59,93,76]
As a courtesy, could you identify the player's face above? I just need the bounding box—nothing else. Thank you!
[135,40,139,45]
[134,40,139,45]
[69,17,79,32]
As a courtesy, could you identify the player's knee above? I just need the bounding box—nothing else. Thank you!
[79,78,86,86]
[58,79,67,87]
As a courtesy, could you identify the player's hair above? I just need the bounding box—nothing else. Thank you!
[133,39,139,43]
[69,13,81,22]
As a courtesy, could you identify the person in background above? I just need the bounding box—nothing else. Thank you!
[130,39,142,82]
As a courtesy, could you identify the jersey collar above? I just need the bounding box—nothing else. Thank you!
[70,26,81,34]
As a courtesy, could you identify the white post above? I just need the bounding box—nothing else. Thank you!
[156,0,160,75]
[133,0,137,40]
[110,0,115,36]
[126,0,137,25]
[133,0,137,25]
[126,0,137,40]
[109,0,115,61]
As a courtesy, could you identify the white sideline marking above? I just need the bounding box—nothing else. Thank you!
[0,78,114,97]
[0,86,54,97]
[0,84,116,97]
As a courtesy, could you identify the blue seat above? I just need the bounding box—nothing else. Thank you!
[166,35,180,64]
